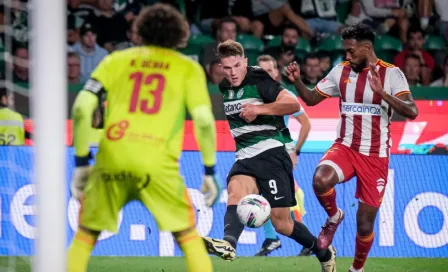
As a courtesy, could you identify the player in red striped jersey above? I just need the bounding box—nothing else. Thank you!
[286,24,418,272]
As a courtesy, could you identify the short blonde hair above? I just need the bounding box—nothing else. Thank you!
[217,40,244,59]
[257,54,278,68]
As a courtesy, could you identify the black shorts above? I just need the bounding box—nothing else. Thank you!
[227,146,296,208]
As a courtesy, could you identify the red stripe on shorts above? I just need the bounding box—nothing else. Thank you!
[350,70,368,151]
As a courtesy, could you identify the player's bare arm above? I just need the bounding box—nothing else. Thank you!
[368,62,418,120]
[294,113,311,154]
[240,90,300,123]
[286,62,326,106]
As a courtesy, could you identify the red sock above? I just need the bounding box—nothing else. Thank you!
[315,188,338,217]
[353,232,374,270]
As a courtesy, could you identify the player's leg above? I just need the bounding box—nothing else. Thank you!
[349,203,378,272]
[139,173,212,272]
[270,207,336,271]
[259,147,336,271]
[203,173,259,260]
[313,144,355,249]
[68,167,130,272]
[349,155,389,272]
[67,225,100,272]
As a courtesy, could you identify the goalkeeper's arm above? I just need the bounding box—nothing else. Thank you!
[71,90,99,200]
[190,105,221,206]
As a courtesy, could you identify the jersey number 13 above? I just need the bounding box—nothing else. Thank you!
[129,72,166,114]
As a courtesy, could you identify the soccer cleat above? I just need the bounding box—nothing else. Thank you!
[298,247,313,256]
[320,245,337,272]
[318,209,345,249]
[254,238,282,256]
[202,237,236,261]
[349,266,364,272]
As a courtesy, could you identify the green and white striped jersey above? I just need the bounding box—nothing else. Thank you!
[220,66,289,160]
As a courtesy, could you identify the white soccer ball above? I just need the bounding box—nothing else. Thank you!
[237,194,271,228]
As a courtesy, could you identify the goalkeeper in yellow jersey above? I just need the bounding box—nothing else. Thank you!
[67,4,221,272]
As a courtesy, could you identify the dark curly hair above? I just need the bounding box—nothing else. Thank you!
[341,23,375,45]
[135,3,188,48]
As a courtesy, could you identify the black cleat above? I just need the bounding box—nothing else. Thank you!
[254,238,282,256]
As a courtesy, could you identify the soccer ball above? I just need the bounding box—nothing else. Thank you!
[237,194,271,228]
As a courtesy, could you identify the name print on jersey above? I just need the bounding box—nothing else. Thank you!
[341,102,382,116]
[224,98,263,115]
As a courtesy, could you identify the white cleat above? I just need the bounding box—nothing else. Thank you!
[321,245,337,272]
[349,265,364,272]
[202,237,236,261]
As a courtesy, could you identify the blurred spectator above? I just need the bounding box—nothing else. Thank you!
[0,87,25,146]
[72,23,108,83]
[10,1,29,44]
[291,0,344,35]
[318,52,331,76]
[263,25,301,70]
[394,27,433,86]
[357,0,409,43]
[403,54,422,87]
[199,0,252,35]
[434,0,448,43]
[202,17,237,73]
[430,56,448,87]
[67,16,80,47]
[115,20,140,50]
[91,0,130,52]
[207,60,225,85]
[251,0,313,38]
[67,0,96,29]
[68,52,81,84]
[13,44,29,83]
[301,53,322,85]
[257,54,282,82]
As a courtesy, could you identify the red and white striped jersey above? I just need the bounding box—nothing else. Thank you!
[315,60,410,157]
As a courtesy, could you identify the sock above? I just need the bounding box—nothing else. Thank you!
[67,229,98,272]
[223,205,245,249]
[263,219,278,240]
[288,221,332,263]
[353,232,374,270]
[315,188,339,219]
[177,228,213,272]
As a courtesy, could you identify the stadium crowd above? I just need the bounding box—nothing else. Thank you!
[0,0,447,89]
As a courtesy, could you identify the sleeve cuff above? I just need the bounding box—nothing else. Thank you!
[75,152,92,167]
[394,90,411,97]
[204,165,215,176]
[314,86,331,98]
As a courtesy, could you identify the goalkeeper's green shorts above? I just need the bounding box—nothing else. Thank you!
[78,162,196,233]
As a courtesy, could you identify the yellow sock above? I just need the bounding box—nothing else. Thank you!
[67,229,97,272]
[177,229,213,272]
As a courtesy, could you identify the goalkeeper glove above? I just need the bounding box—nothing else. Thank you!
[201,166,222,207]
[70,153,92,201]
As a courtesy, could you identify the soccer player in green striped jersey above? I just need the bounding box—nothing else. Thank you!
[202,40,336,272]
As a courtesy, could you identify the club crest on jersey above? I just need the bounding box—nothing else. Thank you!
[237,88,244,99]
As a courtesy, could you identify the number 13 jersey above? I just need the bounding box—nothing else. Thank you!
[83,46,211,170]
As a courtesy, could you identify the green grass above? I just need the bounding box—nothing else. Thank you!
[1,256,447,272]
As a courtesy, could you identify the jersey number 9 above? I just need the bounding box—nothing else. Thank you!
[129,72,166,114]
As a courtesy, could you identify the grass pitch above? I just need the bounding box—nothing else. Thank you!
[1,256,446,272]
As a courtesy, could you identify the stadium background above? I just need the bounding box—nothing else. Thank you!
[0,0,447,269]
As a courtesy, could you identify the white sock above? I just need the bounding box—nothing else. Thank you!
[329,209,341,223]
[349,265,364,272]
